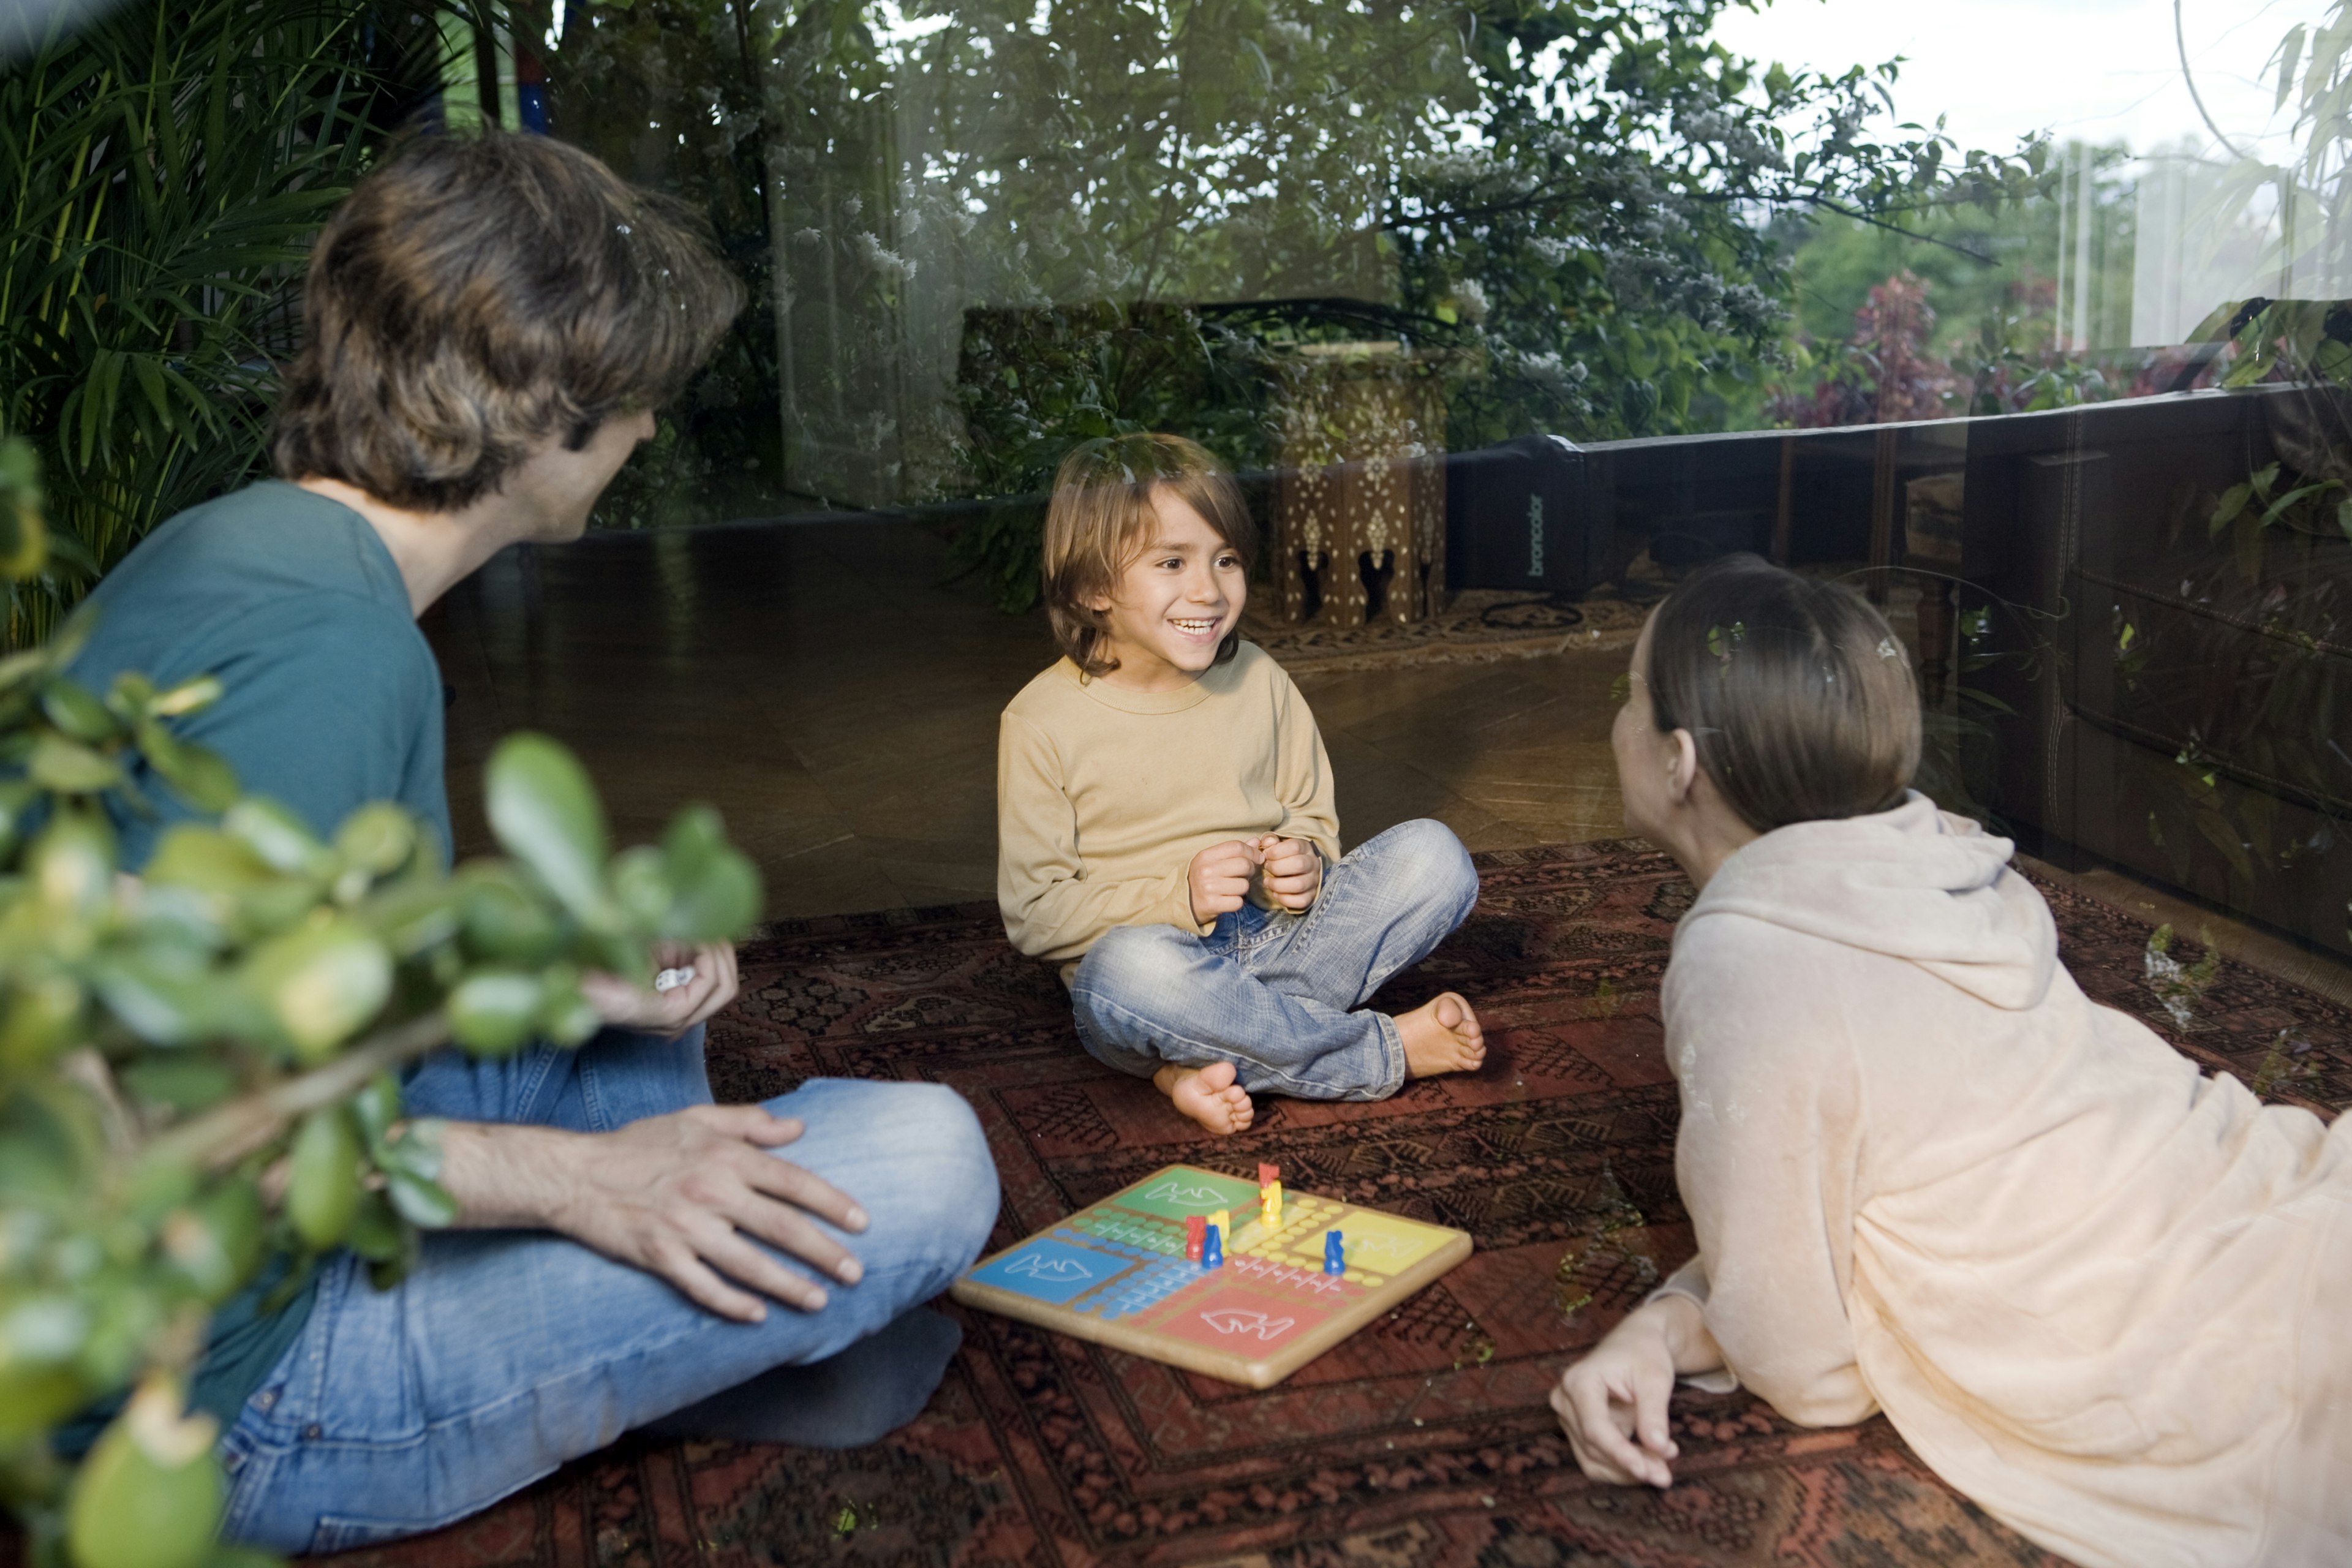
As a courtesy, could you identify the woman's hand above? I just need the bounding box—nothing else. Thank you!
[1551,1295,1712,1487]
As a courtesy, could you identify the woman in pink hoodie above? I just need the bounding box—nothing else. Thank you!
[1551,554,2350,1567]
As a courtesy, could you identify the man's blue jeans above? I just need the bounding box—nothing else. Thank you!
[1069,818,1479,1100]
[216,1027,998,1553]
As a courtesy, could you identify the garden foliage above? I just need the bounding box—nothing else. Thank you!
[0,0,439,646]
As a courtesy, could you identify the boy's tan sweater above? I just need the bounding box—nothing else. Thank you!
[997,641,1340,981]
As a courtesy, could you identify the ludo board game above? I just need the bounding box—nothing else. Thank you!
[950,1163,1472,1387]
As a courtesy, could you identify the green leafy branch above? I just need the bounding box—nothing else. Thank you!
[0,445,764,1568]
[2211,461,2352,543]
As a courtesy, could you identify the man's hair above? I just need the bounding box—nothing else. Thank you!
[271,131,744,511]
[1645,552,1920,833]
[1042,434,1257,679]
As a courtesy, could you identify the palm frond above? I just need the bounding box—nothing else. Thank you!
[0,0,424,644]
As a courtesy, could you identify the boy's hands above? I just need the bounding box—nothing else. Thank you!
[1255,835,1322,911]
[1188,837,1324,924]
[1188,839,1261,925]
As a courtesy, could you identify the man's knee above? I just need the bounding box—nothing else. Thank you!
[859,1083,997,1265]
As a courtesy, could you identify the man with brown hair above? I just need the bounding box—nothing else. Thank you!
[63,132,997,1551]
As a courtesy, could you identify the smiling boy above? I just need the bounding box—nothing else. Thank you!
[995,434,1486,1136]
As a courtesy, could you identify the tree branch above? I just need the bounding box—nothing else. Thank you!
[143,1009,451,1171]
[2176,0,2250,160]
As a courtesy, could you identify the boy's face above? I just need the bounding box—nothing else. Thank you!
[1089,487,1247,690]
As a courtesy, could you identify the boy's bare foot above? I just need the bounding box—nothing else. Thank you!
[1153,1061,1256,1136]
[1398,992,1486,1078]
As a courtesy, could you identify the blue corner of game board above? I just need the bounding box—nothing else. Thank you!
[969,1237,1128,1305]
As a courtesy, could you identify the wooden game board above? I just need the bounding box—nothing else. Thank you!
[949,1164,1473,1387]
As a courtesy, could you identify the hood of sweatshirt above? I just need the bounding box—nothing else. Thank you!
[1681,791,2058,1011]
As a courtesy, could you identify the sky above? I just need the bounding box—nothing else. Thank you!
[1710,0,2331,164]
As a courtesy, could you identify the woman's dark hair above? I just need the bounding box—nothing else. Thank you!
[1645,553,1920,832]
[273,130,744,511]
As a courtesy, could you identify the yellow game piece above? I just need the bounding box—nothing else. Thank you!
[1210,1207,1231,1238]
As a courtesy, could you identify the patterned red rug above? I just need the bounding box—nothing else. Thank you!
[235,843,2352,1564]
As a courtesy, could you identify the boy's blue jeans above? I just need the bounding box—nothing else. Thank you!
[1070,818,1479,1099]
[217,1027,998,1554]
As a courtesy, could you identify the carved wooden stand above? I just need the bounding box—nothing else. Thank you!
[1269,344,1449,627]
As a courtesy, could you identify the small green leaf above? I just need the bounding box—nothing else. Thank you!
[0,777,37,858]
[386,1170,459,1229]
[64,1379,222,1568]
[448,968,545,1055]
[350,1072,404,1153]
[40,677,118,742]
[90,952,227,1047]
[334,804,418,877]
[239,914,392,1061]
[119,1058,239,1112]
[536,968,603,1046]
[2260,482,2333,529]
[363,879,464,961]
[143,826,312,937]
[663,845,761,941]
[458,868,565,965]
[285,1108,362,1250]
[2209,483,2251,535]
[222,799,332,879]
[137,722,239,813]
[0,975,90,1069]
[30,731,123,793]
[28,811,116,920]
[608,845,673,928]
[160,1183,264,1303]
[486,734,611,918]
[342,1190,410,1267]
[148,674,223,718]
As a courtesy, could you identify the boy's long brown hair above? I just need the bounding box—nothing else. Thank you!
[1042,434,1257,679]
[272,131,743,512]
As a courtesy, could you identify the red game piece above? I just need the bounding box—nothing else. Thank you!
[1184,1214,1206,1261]
[1258,1162,1280,1189]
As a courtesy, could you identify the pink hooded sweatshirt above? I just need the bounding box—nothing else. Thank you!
[1654,794,2351,1567]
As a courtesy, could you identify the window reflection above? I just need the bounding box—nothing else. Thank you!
[437,0,2352,960]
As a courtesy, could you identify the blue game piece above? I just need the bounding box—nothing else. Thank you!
[1202,1223,1223,1269]
[1324,1230,1345,1275]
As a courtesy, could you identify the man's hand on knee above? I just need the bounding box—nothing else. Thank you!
[439,1102,870,1323]
[581,941,741,1036]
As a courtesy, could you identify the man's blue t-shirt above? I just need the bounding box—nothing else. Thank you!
[72,479,450,864]
[63,479,450,1441]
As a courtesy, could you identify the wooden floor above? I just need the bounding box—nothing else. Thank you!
[423,518,1630,922]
